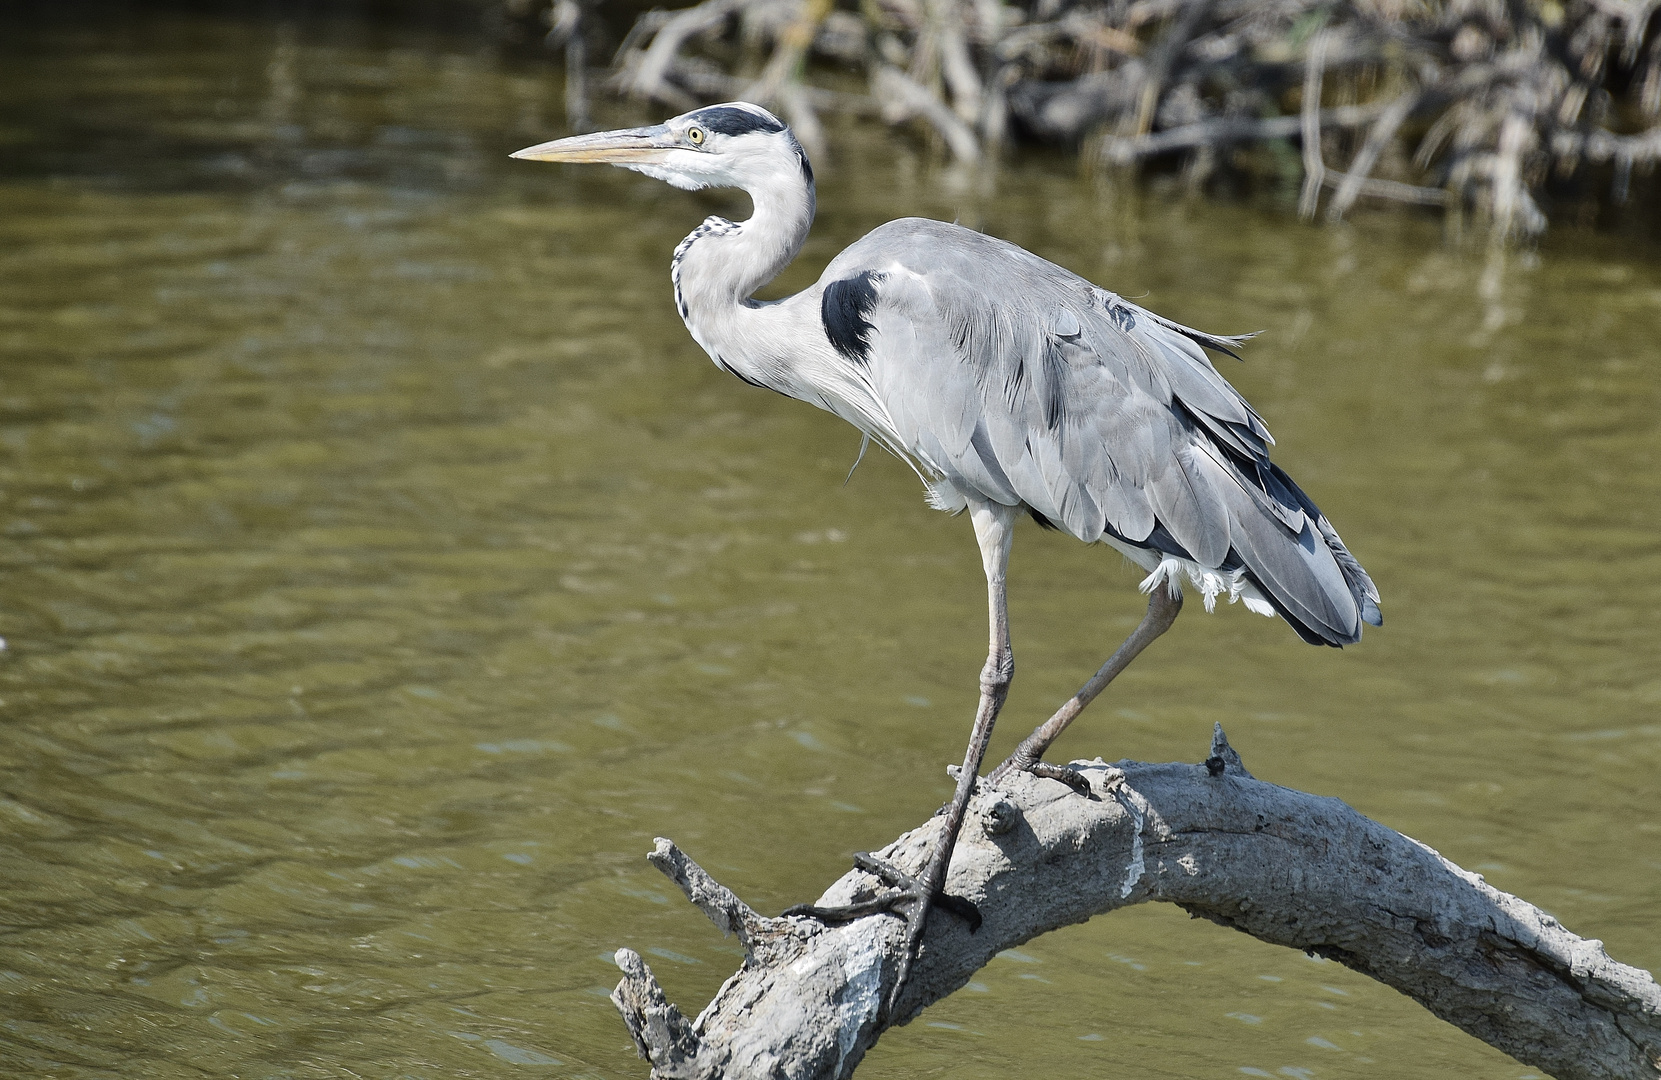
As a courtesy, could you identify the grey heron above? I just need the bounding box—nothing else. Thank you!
[512,102,1381,1013]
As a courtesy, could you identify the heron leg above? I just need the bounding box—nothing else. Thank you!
[784,499,1017,1019]
[988,585,1183,790]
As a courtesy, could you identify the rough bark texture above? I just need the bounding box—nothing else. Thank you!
[611,727,1661,1080]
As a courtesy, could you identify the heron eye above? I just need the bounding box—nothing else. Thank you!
[687,127,705,145]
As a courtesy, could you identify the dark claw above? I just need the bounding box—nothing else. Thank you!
[1027,760,1094,797]
[932,891,982,932]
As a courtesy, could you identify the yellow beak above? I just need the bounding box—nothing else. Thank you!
[510,125,674,165]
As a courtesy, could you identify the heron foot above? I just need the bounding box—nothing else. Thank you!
[784,850,980,1020]
[1024,759,1095,796]
[992,754,1094,797]
[783,852,981,930]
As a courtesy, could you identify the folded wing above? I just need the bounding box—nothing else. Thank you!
[819,218,1381,646]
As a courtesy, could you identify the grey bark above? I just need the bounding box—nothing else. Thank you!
[611,726,1661,1080]
[871,65,983,164]
[1099,103,1389,163]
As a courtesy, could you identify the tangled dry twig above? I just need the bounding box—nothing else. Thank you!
[512,0,1658,233]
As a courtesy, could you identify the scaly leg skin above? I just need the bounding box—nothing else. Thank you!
[988,585,1182,791]
[784,500,1016,1020]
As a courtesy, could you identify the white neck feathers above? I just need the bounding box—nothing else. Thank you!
[669,148,815,381]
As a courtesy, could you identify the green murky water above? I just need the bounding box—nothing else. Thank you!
[2,8,1659,1079]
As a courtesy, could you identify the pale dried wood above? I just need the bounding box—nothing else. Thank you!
[611,727,1661,1080]
[1321,168,1450,206]
[1100,102,1388,163]
[871,64,982,163]
[621,0,753,108]
[588,0,1661,235]
[747,0,836,106]
[1325,89,1427,219]
[1298,27,1331,219]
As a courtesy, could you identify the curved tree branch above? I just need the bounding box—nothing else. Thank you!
[610,726,1661,1080]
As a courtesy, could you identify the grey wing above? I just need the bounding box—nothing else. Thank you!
[1108,299,1382,644]
[836,221,1380,646]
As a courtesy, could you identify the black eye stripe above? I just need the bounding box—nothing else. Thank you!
[690,106,786,137]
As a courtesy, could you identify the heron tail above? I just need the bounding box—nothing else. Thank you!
[1224,460,1381,647]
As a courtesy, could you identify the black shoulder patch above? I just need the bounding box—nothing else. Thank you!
[797,148,813,184]
[693,106,786,137]
[822,271,885,364]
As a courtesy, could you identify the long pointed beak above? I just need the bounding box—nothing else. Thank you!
[510,125,674,165]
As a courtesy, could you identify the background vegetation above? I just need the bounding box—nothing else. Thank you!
[502,0,1660,236]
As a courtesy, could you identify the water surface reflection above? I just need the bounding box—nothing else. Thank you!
[0,8,1657,1079]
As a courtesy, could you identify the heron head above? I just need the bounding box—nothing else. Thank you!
[511,102,811,193]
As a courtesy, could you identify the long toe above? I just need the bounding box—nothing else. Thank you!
[783,852,978,929]
[1009,758,1094,796]
[931,891,982,931]
[782,851,922,923]
[783,890,911,923]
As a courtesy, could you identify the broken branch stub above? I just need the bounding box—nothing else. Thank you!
[611,726,1661,1080]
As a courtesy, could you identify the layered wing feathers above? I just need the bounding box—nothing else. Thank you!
[819,218,1380,646]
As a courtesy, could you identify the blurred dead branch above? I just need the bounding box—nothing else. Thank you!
[513,0,1660,235]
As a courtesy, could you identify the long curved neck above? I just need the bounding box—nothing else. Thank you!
[672,165,815,340]
[668,157,893,435]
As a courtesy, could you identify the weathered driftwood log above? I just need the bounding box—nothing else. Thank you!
[611,726,1661,1080]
